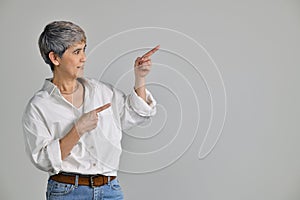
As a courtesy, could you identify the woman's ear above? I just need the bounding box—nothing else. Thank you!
[48,52,60,66]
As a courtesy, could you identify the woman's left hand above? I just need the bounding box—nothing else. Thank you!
[134,45,160,79]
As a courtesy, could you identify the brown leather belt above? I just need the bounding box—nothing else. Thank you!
[50,172,116,188]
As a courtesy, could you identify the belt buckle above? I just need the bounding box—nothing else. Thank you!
[90,175,96,188]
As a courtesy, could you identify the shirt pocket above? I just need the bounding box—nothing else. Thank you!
[48,119,75,139]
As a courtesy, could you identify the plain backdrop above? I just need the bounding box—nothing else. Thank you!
[1,0,300,199]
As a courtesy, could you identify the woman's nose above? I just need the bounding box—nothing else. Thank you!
[81,52,86,62]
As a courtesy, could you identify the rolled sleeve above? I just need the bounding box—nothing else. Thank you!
[23,116,62,173]
[130,89,157,117]
[46,139,62,173]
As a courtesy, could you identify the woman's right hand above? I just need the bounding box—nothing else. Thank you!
[75,103,111,136]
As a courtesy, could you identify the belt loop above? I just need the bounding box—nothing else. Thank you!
[108,176,111,185]
[75,175,79,188]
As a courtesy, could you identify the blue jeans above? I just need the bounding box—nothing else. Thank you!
[46,177,124,200]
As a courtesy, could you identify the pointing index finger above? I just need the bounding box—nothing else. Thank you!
[95,103,111,113]
[142,45,160,58]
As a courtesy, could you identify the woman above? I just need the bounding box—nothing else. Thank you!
[22,21,159,200]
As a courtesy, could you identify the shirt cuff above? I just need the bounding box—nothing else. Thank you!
[46,139,62,173]
[130,89,157,117]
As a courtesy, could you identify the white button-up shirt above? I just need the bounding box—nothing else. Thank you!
[22,78,156,176]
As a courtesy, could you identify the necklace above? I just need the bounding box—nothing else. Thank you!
[60,81,79,95]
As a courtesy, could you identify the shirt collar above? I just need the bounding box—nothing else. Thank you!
[42,78,57,95]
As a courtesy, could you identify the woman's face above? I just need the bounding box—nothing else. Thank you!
[56,41,86,79]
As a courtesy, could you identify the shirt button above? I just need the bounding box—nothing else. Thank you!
[93,163,96,167]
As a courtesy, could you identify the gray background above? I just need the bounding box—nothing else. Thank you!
[1,0,300,199]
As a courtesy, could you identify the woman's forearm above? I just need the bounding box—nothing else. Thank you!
[135,77,146,102]
[59,126,80,160]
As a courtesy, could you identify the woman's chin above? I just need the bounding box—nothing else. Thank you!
[77,71,84,78]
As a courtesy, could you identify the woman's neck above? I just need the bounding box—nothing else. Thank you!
[52,75,78,94]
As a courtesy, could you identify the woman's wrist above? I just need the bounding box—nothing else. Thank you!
[134,76,145,90]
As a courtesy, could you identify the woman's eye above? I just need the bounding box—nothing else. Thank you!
[74,50,80,55]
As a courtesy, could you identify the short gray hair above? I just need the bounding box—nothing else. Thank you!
[38,21,86,71]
